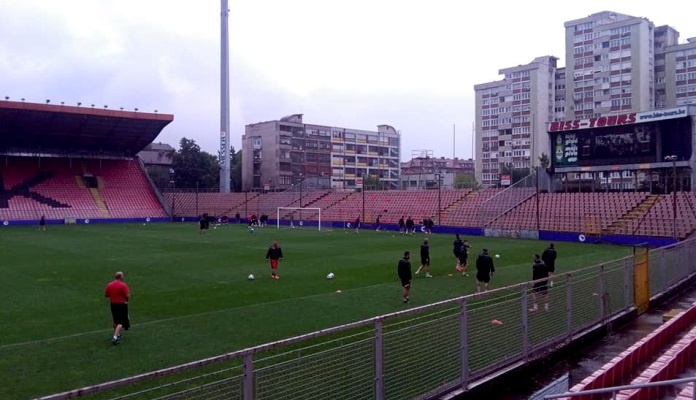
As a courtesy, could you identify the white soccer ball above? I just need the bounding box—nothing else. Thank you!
[495,254,500,259]
[249,228,255,233]
[327,272,335,280]
[248,274,255,281]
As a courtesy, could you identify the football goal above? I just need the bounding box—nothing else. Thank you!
[276,207,328,231]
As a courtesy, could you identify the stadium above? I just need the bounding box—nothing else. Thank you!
[1,98,696,400]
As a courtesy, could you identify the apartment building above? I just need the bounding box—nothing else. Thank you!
[564,11,656,120]
[242,114,400,191]
[663,37,696,107]
[474,56,558,187]
[400,155,475,190]
[474,10,695,188]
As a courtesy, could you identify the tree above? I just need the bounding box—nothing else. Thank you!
[362,174,384,190]
[538,153,550,169]
[454,173,480,189]
[171,138,220,189]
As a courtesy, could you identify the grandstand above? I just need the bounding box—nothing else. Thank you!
[0,100,172,222]
[2,101,696,245]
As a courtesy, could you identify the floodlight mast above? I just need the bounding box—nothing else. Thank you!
[219,0,231,193]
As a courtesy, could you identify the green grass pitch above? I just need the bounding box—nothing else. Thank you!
[0,223,633,399]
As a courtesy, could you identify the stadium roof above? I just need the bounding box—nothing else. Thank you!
[0,101,174,157]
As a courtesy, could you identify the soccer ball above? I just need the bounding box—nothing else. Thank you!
[249,228,255,234]
[248,274,255,281]
[495,254,500,259]
[327,272,335,280]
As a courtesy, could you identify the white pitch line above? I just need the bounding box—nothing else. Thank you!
[0,282,392,350]
[0,249,619,350]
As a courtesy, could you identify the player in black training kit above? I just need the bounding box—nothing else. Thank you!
[398,251,412,303]
[531,254,549,312]
[415,238,432,278]
[398,216,405,235]
[475,248,496,293]
[405,216,415,235]
[453,234,466,273]
[541,243,557,287]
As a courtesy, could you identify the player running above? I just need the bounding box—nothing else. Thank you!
[453,234,466,273]
[406,216,415,235]
[104,271,130,345]
[415,238,432,278]
[266,240,284,279]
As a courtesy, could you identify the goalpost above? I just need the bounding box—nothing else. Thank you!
[277,207,327,231]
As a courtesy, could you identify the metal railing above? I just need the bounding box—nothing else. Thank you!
[38,239,696,400]
[543,376,696,399]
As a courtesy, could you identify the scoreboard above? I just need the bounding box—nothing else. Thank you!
[548,107,692,168]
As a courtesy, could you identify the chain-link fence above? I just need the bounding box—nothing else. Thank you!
[40,239,696,400]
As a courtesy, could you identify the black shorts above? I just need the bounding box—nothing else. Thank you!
[400,278,411,288]
[533,281,548,294]
[476,273,490,283]
[547,264,556,273]
[459,254,468,264]
[110,303,130,330]
[421,257,430,265]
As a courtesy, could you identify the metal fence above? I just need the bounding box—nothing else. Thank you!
[40,239,696,400]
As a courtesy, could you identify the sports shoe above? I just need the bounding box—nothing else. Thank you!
[110,337,119,345]
[274,275,280,280]
[549,281,554,288]
[415,271,420,276]
[456,266,463,272]
[425,273,432,278]
[403,297,410,304]
[462,273,469,277]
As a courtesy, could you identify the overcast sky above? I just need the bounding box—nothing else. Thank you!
[1,1,694,161]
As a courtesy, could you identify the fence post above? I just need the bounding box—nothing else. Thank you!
[521,284,529,361]
[599,265,606,322]
[459,298,469,390]
[243,353,253,400]
[566,273,572,342]
[375,318,384,400]
[624,258,631,311]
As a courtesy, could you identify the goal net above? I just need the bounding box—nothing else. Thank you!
[276,207,328,231]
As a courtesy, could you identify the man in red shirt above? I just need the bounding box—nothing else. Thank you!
[104,271,130,345]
